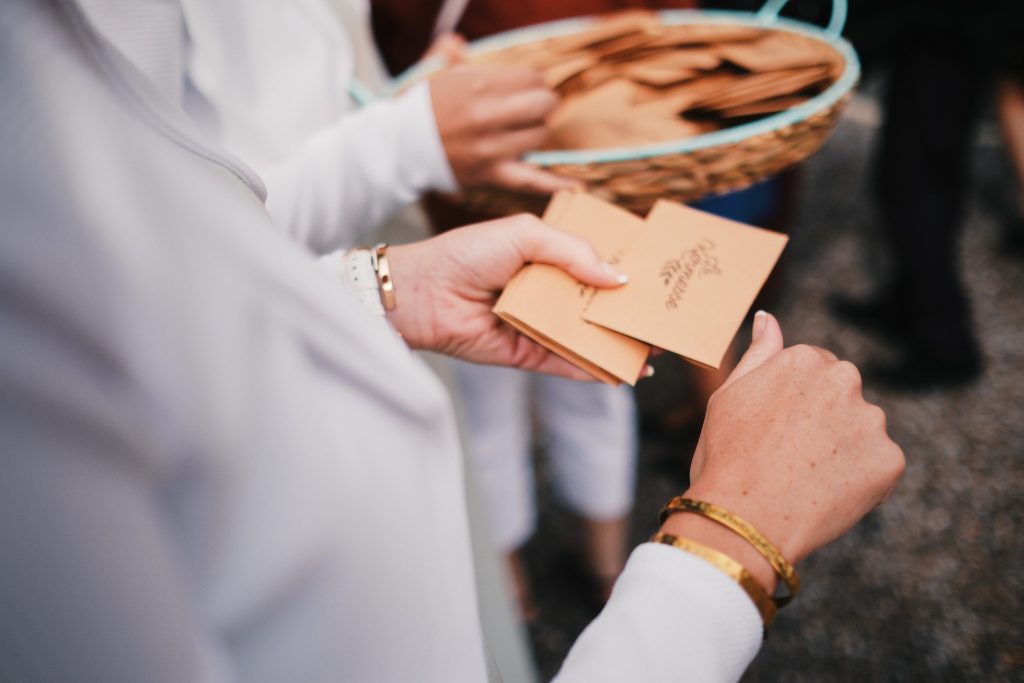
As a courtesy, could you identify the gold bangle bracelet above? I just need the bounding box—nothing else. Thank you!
[659,497,800,607]
[651,532,776,632]
[371,242,396,312]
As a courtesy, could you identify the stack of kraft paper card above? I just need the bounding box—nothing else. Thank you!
[493,190,789,385]
[464,10,844,151]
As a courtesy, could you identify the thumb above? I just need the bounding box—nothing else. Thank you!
[491,160,584,195]
[511,215,628,289]
[425,32,467,64]
[718,311,784,391]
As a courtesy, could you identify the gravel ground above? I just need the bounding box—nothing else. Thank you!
[521,99,1024,681]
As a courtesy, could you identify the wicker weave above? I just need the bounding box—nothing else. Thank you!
[454,89,850,215]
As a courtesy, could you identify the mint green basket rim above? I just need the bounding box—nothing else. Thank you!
[389,8,860,168]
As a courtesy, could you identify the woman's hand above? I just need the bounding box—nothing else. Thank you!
[385,213,628,380]
[661,312,906,592]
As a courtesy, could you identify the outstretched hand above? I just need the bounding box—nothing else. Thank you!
[385,213,628,379]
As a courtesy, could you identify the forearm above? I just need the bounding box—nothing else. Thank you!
[262,83,456,253]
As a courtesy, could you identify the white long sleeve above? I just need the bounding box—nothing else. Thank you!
[261,82,456,252]
[556,544,764,682]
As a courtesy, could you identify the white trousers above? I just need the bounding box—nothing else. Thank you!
[454,361,638,552]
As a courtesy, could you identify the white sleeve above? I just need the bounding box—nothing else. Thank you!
[262,82,457,253]
[554,543,764,683]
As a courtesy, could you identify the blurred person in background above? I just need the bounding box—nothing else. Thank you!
[1,2,905,681]
[832,0,1024,389]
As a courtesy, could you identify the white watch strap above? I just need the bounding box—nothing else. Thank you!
[338,249,385,318]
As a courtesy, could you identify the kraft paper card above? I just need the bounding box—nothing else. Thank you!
[461,10,843,151]
[493,191,650,385]
[693,66,832,110]
[624,64,700,87]
[715,95,808,119]
[718,32,837,72]
[631,49,722,72]
[584,200,789,369]
[544,54,598,88]
[640,24,764,49]
[545,11,658,55]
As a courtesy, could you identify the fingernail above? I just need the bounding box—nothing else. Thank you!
[602,262,629,284]
[752,310,767,341]
[642,364,655,379]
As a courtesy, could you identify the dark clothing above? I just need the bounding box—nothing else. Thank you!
[874,42,988,357]
[845,0,1024,74]
[848,2,1023,361]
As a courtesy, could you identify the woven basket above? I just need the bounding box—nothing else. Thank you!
[393,0,859,216]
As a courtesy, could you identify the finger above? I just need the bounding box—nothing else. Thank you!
[502,328,604,381]
[475,88,558,133]
[456,64,545,93]
[489,160,584,195]
[424,33,465,64]
[636,363,656,382]
[718,311,784,391]
[510,215,628,288]
[437,33,467,64]
[477,125,550,162]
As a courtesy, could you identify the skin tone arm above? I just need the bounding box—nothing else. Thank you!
[386,221,905,592]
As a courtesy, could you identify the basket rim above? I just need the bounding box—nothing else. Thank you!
[391,9,860,167]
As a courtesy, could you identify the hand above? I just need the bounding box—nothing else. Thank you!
[384,213,628,379]
[422,32,467,65]
[429,64,582,195]
[662,312,905,592]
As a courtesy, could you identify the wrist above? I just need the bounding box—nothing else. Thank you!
[659,508,779,596]
[682,478,807,565]
[328,249,386,318]
[380,243,436,349]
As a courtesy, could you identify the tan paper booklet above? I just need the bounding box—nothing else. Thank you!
[584,199,789,369]
[493,191,651,385]
[493,191,788,383]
